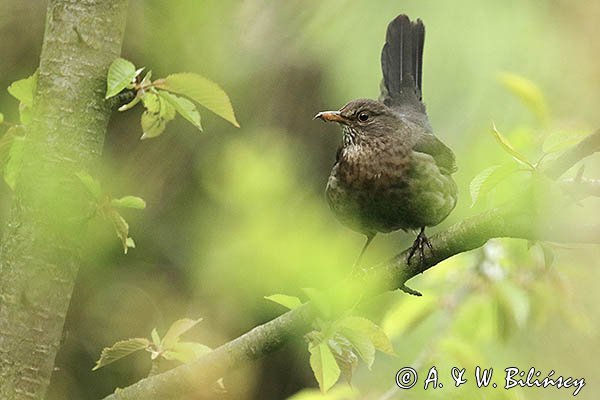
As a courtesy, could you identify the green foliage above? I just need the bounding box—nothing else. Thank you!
[105,58,137,99]
[490,123,535,169]
[105,58,239,139]
[264,294,303,310]
[305,314,394,392]
[76,171,145,254]
[93,338,151,371]
[309,342,340,392]
[93,318,209,372]
[158,73,239,127]
[0,71,38,191]
[158,91,202,130]
[0,126,26,190]
[111,195,147,210]
[8,71,38,125]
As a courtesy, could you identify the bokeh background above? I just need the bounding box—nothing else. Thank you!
[1,0,599,399]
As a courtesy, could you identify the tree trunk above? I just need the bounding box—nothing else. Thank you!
[0,1,128,398]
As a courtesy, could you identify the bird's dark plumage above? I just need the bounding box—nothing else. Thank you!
[316,15,457,270]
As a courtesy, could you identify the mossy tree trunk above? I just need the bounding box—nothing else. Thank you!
[0,1,128,398]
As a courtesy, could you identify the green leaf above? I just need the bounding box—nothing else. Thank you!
[140,93,176,139]
[8,71,37,108]
[4,133,25,190]
[75,171,103,201]
[151,328,161,347]
[162,342,212,363]
[158,91,202,131]
[498,72,548,122]
[491,124,534,169]
[160,73,239,127]
[0,126,26,190]
[469,163,521,207]
[108,209,134,254]
[141,111,166,139]
[264,294,303,310]
[111,196,146,210]
[106,58,137,99]
[162,318,203,349]
[328,335,358,384]
[0,113,4,124]
[309,342,341,392]
[92,338,150,371]
[337,316,394,356]
[336,330,374,369]
[542,130,591,154]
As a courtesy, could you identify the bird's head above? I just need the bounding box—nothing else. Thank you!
[314,99,400,143]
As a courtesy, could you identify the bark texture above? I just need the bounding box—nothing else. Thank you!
[0,1,128,398]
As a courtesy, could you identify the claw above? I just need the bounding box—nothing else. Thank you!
[407,227,433,269]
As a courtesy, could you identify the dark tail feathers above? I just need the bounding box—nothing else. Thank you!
[381,15,425,103]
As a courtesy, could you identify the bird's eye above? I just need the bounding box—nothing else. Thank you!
[357,111,370,122]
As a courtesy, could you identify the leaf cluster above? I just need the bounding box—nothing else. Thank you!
[105,58,239,139]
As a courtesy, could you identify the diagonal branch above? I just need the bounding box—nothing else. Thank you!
[101,129,600,400]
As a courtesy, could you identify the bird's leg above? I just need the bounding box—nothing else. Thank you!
[353,233,376,271]
[407,227,433,268]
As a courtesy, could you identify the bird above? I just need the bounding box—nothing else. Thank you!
[315,14,457,272]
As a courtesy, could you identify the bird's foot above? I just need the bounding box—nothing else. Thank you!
[407,227,433,269]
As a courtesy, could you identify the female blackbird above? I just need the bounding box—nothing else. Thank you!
[315,15,457,266]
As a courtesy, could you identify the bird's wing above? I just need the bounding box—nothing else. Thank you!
[412,134,457,174]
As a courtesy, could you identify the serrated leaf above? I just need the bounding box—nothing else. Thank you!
[491,124,534,169]
[159,73,239,127]
[158,91,202,131]
[111,196,146,210]
[8,71,37,108]
[498,72,548,122]
[92,338,150,371]
[469,163,521,207]
[75,171,103,201]
[162,342,212,363]
[337,316,394,356]
[264,294,303,310]
[542,130,591,154]
[4,134,25,190]
[309,342,341,392]
[162,318,203,349]
[106,58,137,99]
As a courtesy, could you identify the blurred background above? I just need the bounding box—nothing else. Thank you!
[1,0,599,399]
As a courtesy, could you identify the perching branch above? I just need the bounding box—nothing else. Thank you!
[101,129,600,400]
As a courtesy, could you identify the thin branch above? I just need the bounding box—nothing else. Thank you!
[542,129,600,179]
[101,128,600,400]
